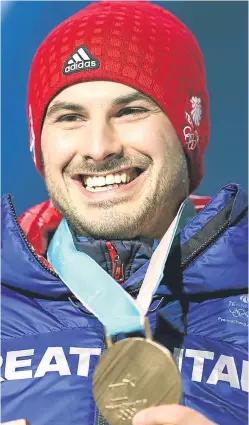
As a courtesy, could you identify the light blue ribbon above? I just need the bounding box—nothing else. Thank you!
[47,199,195,336]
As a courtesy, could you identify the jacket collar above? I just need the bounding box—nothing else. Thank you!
[73,234,156,284]
[3,184,246,298]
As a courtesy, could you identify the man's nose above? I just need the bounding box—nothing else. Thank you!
[80,120,123,163]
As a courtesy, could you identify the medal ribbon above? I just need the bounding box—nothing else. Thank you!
[47,199,195,336]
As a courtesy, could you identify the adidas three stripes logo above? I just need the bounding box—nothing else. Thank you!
[63,45,100,75]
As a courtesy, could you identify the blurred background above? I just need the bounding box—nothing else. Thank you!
[1,1,248,215]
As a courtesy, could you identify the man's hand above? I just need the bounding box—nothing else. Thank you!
[132,405,217,425]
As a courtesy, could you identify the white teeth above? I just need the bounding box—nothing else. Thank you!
[84,176,93,187]
[85,184,120,192]
[121,173,127,183]
[83,169,139,189]
[92,177,98,187]
[92,186,107,192]
[97,176,106,186]
[106,174,115,185]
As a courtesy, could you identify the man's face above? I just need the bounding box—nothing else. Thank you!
[41,81,189,239]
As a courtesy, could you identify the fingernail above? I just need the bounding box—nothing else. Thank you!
[132,411,146,425]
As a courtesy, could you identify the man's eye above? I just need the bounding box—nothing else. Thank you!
[116,108,149,118]
[56,114,82,122]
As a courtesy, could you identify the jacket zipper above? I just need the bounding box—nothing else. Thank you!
[7,195,59,277]
[106,241,125,285]
[180,205,247,270]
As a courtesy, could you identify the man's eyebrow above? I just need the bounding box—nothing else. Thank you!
[46,92,158,118]
[111,92,158,107]
[46,102,85,118]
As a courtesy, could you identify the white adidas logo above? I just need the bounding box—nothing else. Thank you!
[63,45,100,75]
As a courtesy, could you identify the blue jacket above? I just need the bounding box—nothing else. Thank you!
[1,183,248,425]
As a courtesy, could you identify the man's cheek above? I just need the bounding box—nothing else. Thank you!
[42,131,77,164]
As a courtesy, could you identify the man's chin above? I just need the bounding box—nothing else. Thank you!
[72,218,139,240]
[63,206,140,239]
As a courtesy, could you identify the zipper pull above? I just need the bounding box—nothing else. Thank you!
[113,255,124,284]
[106,242,125,285]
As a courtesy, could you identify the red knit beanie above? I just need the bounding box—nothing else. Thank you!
[27,1,210,192]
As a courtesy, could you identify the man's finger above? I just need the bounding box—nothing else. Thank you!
[1,421,29,425]
[132,405,215,425]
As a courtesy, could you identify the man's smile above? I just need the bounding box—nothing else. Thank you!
[71,167,147,199]
[72,167,146,194]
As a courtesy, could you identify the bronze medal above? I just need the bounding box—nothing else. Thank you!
[93,320,181,425]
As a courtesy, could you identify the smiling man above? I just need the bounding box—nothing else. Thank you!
[1,2,248,425]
